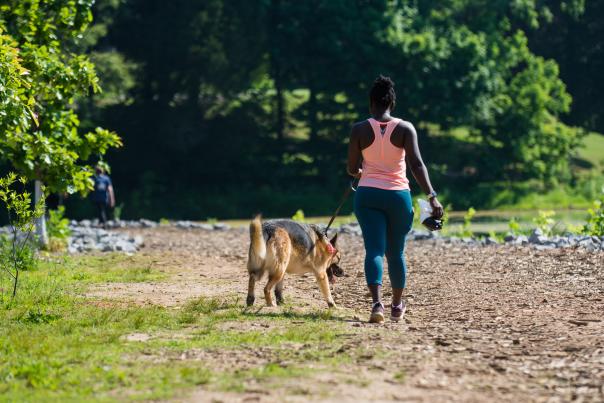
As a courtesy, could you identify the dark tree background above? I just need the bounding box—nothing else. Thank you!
[47,0,602,219]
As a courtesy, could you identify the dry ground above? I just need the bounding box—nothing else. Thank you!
[89,227,604,402]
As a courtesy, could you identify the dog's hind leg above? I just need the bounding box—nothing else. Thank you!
[246,274,256,306]
[274,280,284,305]
[315,271,337,308]
[263,228,291,307]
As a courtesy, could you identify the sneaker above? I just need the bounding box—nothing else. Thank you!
[390,301,406,322]
[369,302,385,323]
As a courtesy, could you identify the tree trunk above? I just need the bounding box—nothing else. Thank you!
[34,180,48,247]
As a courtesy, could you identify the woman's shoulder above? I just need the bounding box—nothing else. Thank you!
[394,118,416,134]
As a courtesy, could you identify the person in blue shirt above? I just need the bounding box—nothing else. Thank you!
[92,166,115,227]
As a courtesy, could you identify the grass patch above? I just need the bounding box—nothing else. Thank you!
[0,254,357,401]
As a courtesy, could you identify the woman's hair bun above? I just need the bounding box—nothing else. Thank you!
[373,75,394,90]
[370,75,396,109]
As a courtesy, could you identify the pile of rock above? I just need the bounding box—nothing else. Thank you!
[335,222,604,252]
[71,218,230,231]
[68,225,143,254]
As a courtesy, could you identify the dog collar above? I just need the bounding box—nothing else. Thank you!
[326,242,336,255]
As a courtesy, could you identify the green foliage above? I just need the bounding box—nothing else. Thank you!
[460,207,476,238]
[582,189,604,237]
[0,173,44,298]
[113,203,124,221]
[508,217,521,235]
[47,206,70,240]
[46,206,71,251]
[0,0,122,196]
[291,209,306,223]
[532,210,556,235]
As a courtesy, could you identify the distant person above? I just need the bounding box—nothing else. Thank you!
[347,75,444,323]
[92,166,115,226]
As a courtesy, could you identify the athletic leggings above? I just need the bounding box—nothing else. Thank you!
[353,186,414,289]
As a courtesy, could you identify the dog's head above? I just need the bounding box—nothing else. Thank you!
[317,232,344,284]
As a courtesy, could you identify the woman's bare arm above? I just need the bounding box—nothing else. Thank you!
[402,122,444,218]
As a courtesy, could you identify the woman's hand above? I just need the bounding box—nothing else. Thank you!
[430,197,444,219]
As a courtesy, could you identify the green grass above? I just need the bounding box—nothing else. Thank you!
[0,254,358,402]
[578,132,604,171]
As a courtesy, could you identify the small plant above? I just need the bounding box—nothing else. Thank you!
[291,209,305,223]
[459,207,476,238]
[0,173,45,298]
[533,210,556,235]
[48,207,70,239]
[159,218,170,225]
[582,189,604,237]
[206,217,218,224]
[46,206,71,252]
[508,217,521,235]
[113,202,124,220]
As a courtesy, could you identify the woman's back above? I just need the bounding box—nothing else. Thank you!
[358,118,409,191]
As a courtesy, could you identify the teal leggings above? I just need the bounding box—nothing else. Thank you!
[353,186,414,288]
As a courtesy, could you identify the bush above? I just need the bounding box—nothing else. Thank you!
[582,189,604,236]
[459,207,476,238]
[292,209,306,223]
[0,173,44,298]
[46,206,71,252]
[533,210,556,236]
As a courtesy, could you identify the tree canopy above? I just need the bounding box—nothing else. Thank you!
[2,0,601,219]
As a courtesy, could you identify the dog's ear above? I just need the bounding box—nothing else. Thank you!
[330,233,338,246]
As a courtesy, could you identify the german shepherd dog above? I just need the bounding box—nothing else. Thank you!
[246,215,343,308]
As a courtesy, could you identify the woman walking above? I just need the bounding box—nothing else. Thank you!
[347,75,443,323]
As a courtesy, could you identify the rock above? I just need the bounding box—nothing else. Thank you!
[212,223,230,231]
[504,234,515,243]
[140,219,158,228]
[175,220,193,229]
[412,230,433,240]
[80,219,91,227]
[485,237,499,245]
[513,235,529,246]
[529,229,548,245]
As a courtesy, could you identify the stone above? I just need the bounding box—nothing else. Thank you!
[485,237,499,245]
[140,219,158,228]
[212,223,230,231]
[529,229,548,245]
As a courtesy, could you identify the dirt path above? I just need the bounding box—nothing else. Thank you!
[89,227,604,402]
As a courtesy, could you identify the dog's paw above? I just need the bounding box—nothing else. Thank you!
[266,302,277,308]
[246,295,255,306]
[327,301,338,309]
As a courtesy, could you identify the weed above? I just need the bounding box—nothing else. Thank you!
[582,188,604,236]
[459,207,476,238]
[292,209,306,222]
[533,210,556,235]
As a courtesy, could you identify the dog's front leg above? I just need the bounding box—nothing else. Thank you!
[315,272,337,308]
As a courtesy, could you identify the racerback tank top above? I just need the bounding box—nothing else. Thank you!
[358,118,410,191]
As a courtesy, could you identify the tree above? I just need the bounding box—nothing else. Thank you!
[0,0,122,245]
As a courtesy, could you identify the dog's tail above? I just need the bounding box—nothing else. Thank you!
[247,214,266,274]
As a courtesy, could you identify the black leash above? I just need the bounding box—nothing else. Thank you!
[324,179,358,235]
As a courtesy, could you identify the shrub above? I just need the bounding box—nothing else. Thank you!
[582,189,604,237]
[533,210,556,235]
[0,173,44,298]
[459,207,476,238]
[508,217,521,235]
[292,209,305,223]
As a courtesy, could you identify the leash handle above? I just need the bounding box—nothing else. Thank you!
[324,179,358,235]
